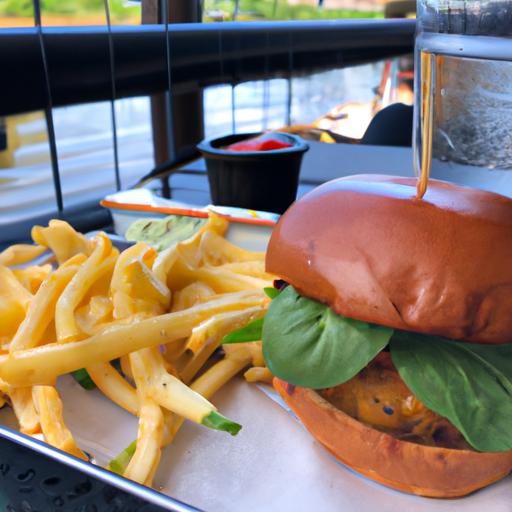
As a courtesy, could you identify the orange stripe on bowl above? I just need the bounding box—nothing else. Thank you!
[100,200,277,227]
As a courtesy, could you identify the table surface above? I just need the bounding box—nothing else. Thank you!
[169,140,512,205]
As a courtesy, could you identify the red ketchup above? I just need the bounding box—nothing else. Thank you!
[226,137,293,152]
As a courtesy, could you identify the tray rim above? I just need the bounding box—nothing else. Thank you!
[0,424,201,512]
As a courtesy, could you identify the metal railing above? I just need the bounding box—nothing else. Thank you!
[0,18,415,242]
[0,20,415,116]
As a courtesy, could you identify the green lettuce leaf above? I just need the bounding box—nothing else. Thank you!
[262,286,392,388]
[263,287,280,299]
[390,331,512,452]
[222,317,264,344]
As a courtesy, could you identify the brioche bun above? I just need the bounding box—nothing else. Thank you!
[274,378,512,498]
[266,175,512,497]
[266,175,512,344]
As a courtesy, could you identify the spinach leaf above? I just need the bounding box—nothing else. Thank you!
[263,287,280,299]
[390,332,512,452]
[262,286,392,389]
[222,317,264,344]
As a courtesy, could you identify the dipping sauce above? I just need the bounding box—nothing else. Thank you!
[225,137,293,152]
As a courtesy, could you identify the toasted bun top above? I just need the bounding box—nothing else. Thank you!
[266,175,512,344]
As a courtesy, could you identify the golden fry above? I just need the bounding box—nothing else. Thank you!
[199,230,265,266]
[75,296,113,336]
[244,367,273,384]
[86,362,139,416]
[0,265,33,340]
[32,385,87,460]
[152,212,229,282]
[123,399,163,485]
[125,348,164,485]
[132,347,216,424]
[164,346,252,445]
[12,264,53,294]
[167,254,272,293]
[56,233,118,343]
[32,220,93,264]
[111,243,169,320]
[217,261,274,280]
[10,264,80,352]
[181,307,265,383]
[0,244,47,266]
[171,282,215,312]
[9,387,41,435]
[0,291,266,386]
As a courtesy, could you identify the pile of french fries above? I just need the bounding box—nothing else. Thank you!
[0,214,274,486]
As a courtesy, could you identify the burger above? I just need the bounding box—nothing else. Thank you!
[227,174,512,498]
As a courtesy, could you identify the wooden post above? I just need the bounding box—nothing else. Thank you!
[142,0,204,196]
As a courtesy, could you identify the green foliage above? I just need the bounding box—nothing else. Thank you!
[205,0,383,21]
[0,0,139,20]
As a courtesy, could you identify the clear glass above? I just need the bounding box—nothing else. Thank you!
[414,0,512,194]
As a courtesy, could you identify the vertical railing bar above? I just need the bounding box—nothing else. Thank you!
[286,31,293,127]
[104,0,121,191]
[262,30,270,130]
[231,85,236,133]
[162,0,175,159]
[33,0,63,213]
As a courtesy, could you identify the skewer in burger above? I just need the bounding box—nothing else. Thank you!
[225,174,512,498]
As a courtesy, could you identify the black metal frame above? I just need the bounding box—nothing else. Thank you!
[0,20,415,116]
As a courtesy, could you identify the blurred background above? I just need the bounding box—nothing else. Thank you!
[0,0,414,240]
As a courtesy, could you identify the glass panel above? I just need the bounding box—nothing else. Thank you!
[203,0,384,21]
[38,0,139,26]
[203,61,413,143]
[0,110,54,243]
[0,0,34,27]
[114,96,154,189]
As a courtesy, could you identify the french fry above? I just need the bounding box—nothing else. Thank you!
[0,291,266,386]
[244,367,273,384]
[86,362,139,416]
[31,220,93,264]
[0,265,33,339]
[75,296,113,336]
[167,254,272,293]
[10,264,80,352]
[124,350,164,485]
[217,261,274,280]
[132,347,222,425]
[32,385,87,460]
[152,212,228,282]
[9,387,41,434]
[0,244,47,266]
[111,243,169,320]
[171,282,215,312]
[163,346,253,445]
[199,230,265,266]
[12,264,53,294]
[181,307,265,383]
[56,234,118,343]
[123,399,163,485]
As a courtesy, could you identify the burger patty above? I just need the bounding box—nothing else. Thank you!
[319,353,470,450]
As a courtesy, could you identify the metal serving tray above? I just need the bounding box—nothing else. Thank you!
[0,425,198,511]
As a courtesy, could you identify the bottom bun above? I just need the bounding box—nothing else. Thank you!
[273,378,512,498]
